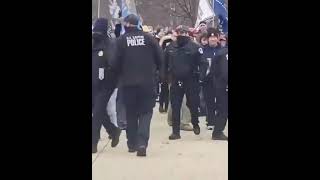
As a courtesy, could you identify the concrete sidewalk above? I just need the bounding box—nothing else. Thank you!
[92,105,228,180]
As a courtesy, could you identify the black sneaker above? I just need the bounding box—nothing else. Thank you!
[137,146,147,157]
[193,124,200,135]
[92,144,98,154]
[169,133,181,140]
[212,132,228,141]
[111,128,121,147]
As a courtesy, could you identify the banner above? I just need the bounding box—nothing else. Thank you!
[213,0,228,33]
[195,0,215,27]
[120,0,141,34]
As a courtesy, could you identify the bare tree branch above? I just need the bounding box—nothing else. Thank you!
[168,0,199,26]
[183,0,190,13]
[159,2,168,9]
[174,0,190,16]
[188,0,192,13]
[171,14,189,18]
[189,0,193,13]
[170,9,189,18]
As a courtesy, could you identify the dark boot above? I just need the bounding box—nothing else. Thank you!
[212,132,228,141]
[193,124,200,135]
[111,128,121,147]
[136,146,147,157]
[127,142,137,153]
[169,133,181,140]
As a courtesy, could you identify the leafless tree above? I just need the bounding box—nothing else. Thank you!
[167,0,199,26]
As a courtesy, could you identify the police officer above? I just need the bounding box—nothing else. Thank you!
[164,25,203,140]
[109,14,163,157]
[92,18,121,153]
[200,31,221,130]
[212,36,228,141]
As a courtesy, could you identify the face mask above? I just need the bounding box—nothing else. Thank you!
[176,36,189,47]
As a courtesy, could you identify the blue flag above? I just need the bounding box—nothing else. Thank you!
[121,0,142,34]
[213,0,228,33]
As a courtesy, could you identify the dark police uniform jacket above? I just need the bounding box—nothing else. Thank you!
[92,38,117,96]
[164,39,203,82]
[199,45,221,82]
[213,47,228,89]
[109,29,163,87]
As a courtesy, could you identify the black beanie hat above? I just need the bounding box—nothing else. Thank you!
[92,18,109,36]
[123,14,139,26]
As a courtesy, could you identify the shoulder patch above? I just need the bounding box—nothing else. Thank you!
[98,50,103,57]
[198,48,203,54]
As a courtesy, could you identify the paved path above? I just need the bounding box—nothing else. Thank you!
[92,105,228,180]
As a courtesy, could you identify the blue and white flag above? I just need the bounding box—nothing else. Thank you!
[213,0,228,33]
[120,0,142,34]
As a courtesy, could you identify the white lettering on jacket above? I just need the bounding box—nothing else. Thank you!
[126,36,146,47]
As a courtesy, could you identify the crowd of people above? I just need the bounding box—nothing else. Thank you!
[92,14,228,157]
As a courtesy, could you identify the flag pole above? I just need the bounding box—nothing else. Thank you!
[98,0,101,18]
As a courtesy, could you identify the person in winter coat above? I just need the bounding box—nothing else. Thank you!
[200,31,221,130]
[163,25,203,140]
[92,18,121,153]
[211,42,228,141]
[109,14,164,157]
